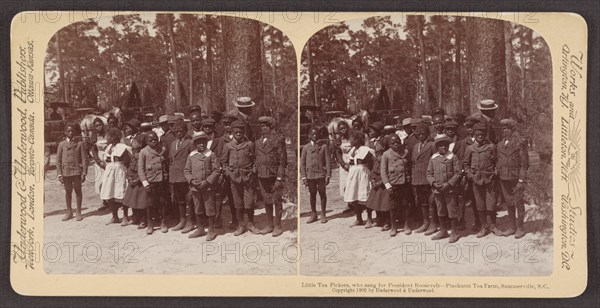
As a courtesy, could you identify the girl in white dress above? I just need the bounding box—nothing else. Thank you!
[344,130,375,227]
[334,121,352,197]
[100,128,132,224]
[91,118,110,210]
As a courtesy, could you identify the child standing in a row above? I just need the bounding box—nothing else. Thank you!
[100,128,131,224]
[344,131,374,227]
[56,124,88,221]
[301,127,332,224]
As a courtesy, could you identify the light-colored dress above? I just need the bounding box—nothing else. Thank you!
[343,146,374,203]
[338,137,352,197]
[94,134,109,194]
[99,143,131,201]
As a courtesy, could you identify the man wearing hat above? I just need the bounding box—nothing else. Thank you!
[497,118,529,238]
[411,123,438,235]
[402,118,419,156]
[393,116,407,141]
[452,117,481,232]
[168,120,194,232]
[427,134,463,242]
[201,117,224,228]
[254,116,288,237]
[472,99,499,144]
[215,113,239,229]
[463,122,501,238]
[153,114,169,139]
[221,120,260,235]
[229,96,256,141]
[184,131,220,241]
[158,115,177,159]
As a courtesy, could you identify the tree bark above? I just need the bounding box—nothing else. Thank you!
[55,31,69,106]
[206,17,214,111]
[306,39,318,107]
[438,28,443,110]
[166,14,181,113]
[466,17,508,113]
[221,16,264,113]
[188,23,194,107]
[416,16,429,116]
[504,22,513,110]
[454,17,463,114]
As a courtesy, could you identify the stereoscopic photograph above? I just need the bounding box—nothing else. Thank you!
[42,13,298,275]
[299,15,553,276]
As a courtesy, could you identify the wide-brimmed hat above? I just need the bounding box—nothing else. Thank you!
[258,116,276,127]
[192,131,209,143]
[477,99,498,110]
[500,118,517,128]
[158,115,170,124]
[382,125,396,135]
[234,97,256,108]
[434,134,451,147]
[402,118,413,126]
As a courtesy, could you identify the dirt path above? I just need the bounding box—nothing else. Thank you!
[299,169,553,276]
[44,164,297,275]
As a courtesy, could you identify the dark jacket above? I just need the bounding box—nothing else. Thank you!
[496,133,529,181]
[463,141,497,185]
[139,145,168,186]
[300,141,331,180]
[411,140,436,185]
[220,138,255,183]
[255,132,287,179]
[168,137,193,183]
[381,148,410,187]
[56,137,88,177]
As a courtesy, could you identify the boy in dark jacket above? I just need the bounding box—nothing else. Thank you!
[56,124,88,221]
[411,123,437,234]
[427,135,462,242]
[301,127,332,224]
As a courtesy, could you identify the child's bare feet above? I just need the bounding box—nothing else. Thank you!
[62,211,73,221]
[75,211,83,221]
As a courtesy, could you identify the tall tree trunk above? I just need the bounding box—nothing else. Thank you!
[221,16,264,112]
[55,31,69,106]
[466,17,508,113]
[188,24,194,107]
[166,14,181,113]
[438,29,443,110]
[206,17,214,111]
[271,29,277,107]
[454,17,464,114]
[416,16,429,116]
[504,22,513,111]
[306,39,318,106]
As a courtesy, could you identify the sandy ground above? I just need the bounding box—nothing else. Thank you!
[44,161,297,275]
[299,169,553,276]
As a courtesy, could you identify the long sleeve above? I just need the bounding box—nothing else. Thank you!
[519,140,529,181]
[138,150,149,187]
[183,156,193,184]
[56,143,63,177]
[277,137,287,179]
[220,144,230,170]
[426,159,435,186]
[381,153,391,189]
[448,156,462,187]
[206,154,220,185]
[300,145,307,179]
[80,142,88,176]
[325,145,332,178]
[463,147,473,178]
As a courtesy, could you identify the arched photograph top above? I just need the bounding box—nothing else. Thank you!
[43,13,298,275]
[299,15,553,277]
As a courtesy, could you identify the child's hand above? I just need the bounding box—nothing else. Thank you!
[302,178,308,186]
[58,176,64,184]
[440,183,450,192]
[191,179,200,187]
[81,174,86,183]
[145,186,152,194]
[325,176,330,186]
[198,181,208,189]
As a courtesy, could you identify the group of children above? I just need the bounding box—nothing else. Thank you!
[55,101,288,242]
[301,99,530,243]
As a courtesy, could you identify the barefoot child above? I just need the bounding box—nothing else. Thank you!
[380,134,412,236]
[139,131,169,234]
[184,132,220,240]
[301,127,332,224]
[56,124,88,221]
[427,135,463,242]
[100,128,131,224]
[221,120,260,236]
[344,131,374,227]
